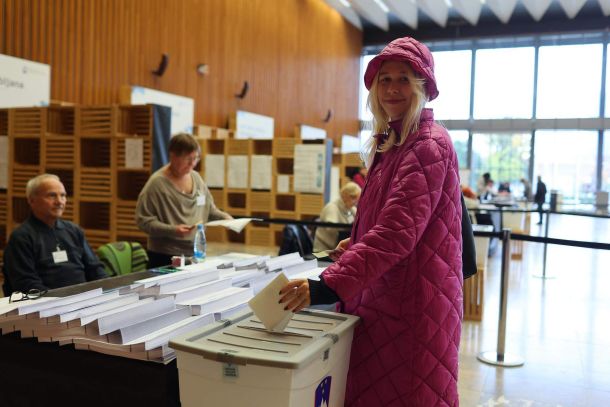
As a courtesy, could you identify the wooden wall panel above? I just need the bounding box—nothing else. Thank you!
[1,0,362,140]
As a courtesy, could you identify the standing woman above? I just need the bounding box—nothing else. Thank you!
[280,37,463,406]
[136,133,232,267]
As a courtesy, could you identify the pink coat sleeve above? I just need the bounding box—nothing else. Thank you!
[322,135,455,301]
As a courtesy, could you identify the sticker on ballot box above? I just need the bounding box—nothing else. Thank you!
[315,376,331,407]
[223,363,239,378]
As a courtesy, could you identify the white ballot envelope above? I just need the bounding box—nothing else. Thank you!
[247,272,293,332]
[204,217,255,233]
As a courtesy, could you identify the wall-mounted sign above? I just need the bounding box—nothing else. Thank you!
[234,111,274,139]
[297,124,326,140]
[121,85,194,135]
[0,54,50,108]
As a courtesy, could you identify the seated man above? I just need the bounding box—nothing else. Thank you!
[2,174,107,295]
[313,182,361,252]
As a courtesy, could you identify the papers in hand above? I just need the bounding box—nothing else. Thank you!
[248,273,293,333]
[204,217,256,233]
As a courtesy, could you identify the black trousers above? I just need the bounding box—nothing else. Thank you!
[147,250,173,268]
[536,203,544,224]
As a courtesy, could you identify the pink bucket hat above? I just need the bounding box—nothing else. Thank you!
[364,37,439,101]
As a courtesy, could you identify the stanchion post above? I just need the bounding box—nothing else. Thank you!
[477,228,524,367]
[533,210,555,279]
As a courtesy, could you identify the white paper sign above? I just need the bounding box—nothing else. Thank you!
[235,111,274,139]
[341,134,360,153]
[277,175,290,193]
[228,156,249,188]
[124,138,144,169]
[0,136,7,189]
[129,86,194,135]
[250,155,272,190]
[205,155,225,188]
[299,125,326,140]
[0,54,50,108]
[293,144,326,194]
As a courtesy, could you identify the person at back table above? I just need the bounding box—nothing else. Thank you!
[313,182,361,252]
[2,174,107,295]
[136,133,232,268]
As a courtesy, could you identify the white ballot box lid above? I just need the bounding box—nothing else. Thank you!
[169,309,359,370]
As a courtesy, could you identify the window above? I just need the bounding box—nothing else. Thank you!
[428,50,472,120]
[537,44,603,119]
[448,129,469,169]
[601,131,609,192]
[473,47,535,119]
[471,132,531,193]
[534,130,598,203]
[359,55,375,121]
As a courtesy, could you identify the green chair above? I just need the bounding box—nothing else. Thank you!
[97,241,149,277]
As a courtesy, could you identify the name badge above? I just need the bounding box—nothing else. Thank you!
[197,195,206,206]
[52,250,69,264]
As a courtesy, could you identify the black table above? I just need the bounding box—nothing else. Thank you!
[0,272,181,407]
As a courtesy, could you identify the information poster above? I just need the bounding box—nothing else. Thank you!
[205,155,225,188]
[227,156,249,188]
[124,139,144,169]
[127,85,194,135]
[293,144,326,194]
[250,155,272,190]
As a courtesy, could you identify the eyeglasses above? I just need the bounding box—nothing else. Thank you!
[180,154,200,164]
[9,289,48,303]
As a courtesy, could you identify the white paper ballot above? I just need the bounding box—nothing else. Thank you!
[248,272,293,332]
[205,217,254,233]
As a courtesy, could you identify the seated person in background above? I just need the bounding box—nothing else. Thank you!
[313,182,361,252]
[136,133,232,268]
[2,174,107,294]
[498,181,511,194]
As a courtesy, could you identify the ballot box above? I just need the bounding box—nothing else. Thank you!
[169,309,359,407]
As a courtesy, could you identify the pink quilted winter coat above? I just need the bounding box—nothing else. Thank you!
[322,110,462,406]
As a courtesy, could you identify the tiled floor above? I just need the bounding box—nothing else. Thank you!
[459,213,610,406]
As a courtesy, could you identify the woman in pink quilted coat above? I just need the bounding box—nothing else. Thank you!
[281,36,463,406]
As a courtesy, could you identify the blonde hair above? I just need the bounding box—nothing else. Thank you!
[26,173,61,199]
[363,63,427,167]
[340,181,361,198]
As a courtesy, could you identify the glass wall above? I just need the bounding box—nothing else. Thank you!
[474,47,535,119]
[428,50,472,120]
[448,129,469,169]
[472,132,531,195]
[534,130,598,203]
[537,44,603,119]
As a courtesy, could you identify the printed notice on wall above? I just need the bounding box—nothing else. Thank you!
[250,155,272,190]
[277,175,290,193]
[205,155,225,188]
[0,136,8,188]
[293,144,326,194]
[228,156,249,189]
[124,138,144,169]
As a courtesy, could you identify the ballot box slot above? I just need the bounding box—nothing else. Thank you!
[222,332,302,347]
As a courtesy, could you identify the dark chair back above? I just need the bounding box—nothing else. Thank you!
[278,224,314,257]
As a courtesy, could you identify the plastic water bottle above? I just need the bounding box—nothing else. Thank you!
[193,224,206,262]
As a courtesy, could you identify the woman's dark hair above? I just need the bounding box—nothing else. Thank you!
[168,133,200,156]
